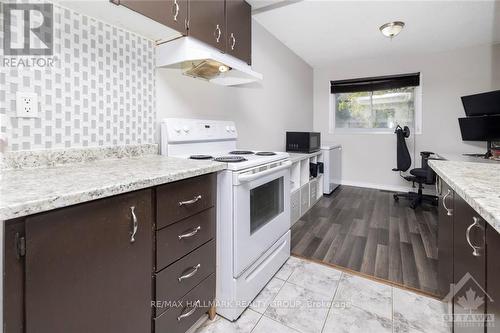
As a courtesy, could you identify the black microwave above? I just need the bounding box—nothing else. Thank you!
[286,132,321,153]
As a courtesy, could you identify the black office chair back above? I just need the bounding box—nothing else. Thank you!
[394,125,411,172]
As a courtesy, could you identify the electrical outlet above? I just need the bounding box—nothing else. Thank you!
[16,92,39,118]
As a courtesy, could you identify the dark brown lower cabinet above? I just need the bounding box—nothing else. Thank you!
[4,220,25,333]
[438,180,454,298]
[24,189,153,333]
[486,227,500,330]
[453,193,486,333]
[4,173,218,333]
[155,274,215,333]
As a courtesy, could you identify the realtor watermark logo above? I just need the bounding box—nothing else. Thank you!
[2,2,57,67]
[443,272,495,328]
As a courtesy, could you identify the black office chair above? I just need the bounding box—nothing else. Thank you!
[392,125,438,209]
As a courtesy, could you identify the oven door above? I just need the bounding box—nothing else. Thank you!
[233,161,291,277]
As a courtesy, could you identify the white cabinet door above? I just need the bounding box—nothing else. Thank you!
[291,189,300,226]
[309,179,318,206]
[300,183,310,215]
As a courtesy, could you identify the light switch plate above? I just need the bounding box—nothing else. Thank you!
[16,92,39,118]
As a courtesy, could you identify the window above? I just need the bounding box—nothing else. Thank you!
[330,73,422,134]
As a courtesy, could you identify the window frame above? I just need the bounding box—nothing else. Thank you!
[329,76,423,135]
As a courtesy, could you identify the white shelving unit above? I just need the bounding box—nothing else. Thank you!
[289,151,324,226]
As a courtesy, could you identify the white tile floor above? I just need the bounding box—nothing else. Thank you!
[195,256,452,333]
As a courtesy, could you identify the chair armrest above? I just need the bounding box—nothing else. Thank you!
[420,151,434,157]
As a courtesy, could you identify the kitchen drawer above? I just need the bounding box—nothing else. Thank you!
[156,240,215,316]
[300,183,309,215]
[157,208,215,271]
[155,274,215,333]
[291,189,300,225]
[157,173,216,229]
[309,180,318,205]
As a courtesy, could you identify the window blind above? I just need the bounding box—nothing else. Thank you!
[330,72,420,94]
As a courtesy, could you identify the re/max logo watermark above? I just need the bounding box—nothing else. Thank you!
[2,2,57,67]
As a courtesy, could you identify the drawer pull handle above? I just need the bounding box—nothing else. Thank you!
[178,264,201,282]
[442,189,453,216]
[130,206,138,243]
[178,226,201,240]
[466,216,484,257]
[177,300,200,321]
[179,195,202,207]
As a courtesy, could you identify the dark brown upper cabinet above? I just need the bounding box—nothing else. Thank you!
[226,0,252,64]
[23,189,153,333]
[113,0,189,35]
[188,0,226,52]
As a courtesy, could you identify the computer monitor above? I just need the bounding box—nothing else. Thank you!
[461,90,500,117]
[458,115,500,141]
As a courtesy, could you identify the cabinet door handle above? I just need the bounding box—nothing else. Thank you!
[179,195,202,207]
[177,300,200,321]
[230,33,236,50]
[442,189,453,216]
[130,206,138,243]
[214,24,222,43]
[178,226,201,240]
[466,217,484,257]
[178,264,201,282]
[172,0,180,21]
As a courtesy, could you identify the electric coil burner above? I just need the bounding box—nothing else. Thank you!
[229,150,254,155]
[255,152,277,156]
[214,156,247,163]
[189,155,213,160]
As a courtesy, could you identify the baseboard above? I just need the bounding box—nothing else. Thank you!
[339,179,437,195]
[340,180,411,193]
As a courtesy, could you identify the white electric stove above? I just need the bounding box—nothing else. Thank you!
[161,118,291,321]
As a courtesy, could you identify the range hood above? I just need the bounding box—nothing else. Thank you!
[156,37,263,86]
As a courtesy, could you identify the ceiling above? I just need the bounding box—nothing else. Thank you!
[249,0,500,67]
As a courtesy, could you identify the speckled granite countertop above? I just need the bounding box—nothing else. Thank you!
[0,155,225,221]
[429,160,500,232]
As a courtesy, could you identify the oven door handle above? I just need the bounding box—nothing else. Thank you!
[237,161,292,183]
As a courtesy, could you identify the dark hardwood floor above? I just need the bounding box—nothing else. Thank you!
[291,185,439,295]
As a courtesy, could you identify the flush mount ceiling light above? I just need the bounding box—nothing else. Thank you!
[380,21,405,39]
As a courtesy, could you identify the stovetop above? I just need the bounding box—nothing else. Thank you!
[182,150,289,171]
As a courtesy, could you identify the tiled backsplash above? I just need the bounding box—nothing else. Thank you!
[0,2,156,151]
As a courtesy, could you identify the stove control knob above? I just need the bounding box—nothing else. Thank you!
[174,127,181,133]
[225,126,231,132]
[183,126,190,133]
[230,126,236,132]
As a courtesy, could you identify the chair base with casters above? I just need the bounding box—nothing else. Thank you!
[393,180,438,209]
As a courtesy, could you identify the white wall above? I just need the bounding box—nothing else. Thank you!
[156,21,314,151]
[314,44,500,191]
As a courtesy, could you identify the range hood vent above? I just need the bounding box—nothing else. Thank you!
[156,37,263,86]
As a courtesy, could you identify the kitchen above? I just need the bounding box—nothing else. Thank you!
[1,1,499,333]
